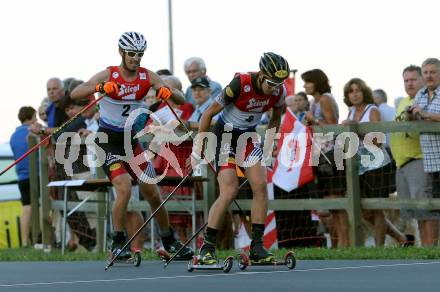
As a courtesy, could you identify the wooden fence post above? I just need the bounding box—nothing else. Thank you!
[342,125,363,247]
[96,165,106,252]
[39,145,51,248]
[27,135,40,246]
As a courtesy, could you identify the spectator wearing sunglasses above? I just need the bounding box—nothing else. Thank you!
[71,31,193,260]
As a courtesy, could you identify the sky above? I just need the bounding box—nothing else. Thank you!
[1,0,439,143]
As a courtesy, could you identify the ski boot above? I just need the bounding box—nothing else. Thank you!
[106,233,141,267]
[157,232,194,261]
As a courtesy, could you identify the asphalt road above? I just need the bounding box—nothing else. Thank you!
[0,259,439,292]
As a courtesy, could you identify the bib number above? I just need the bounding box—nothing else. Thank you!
[245,115,254,123]
[122,105,130,117]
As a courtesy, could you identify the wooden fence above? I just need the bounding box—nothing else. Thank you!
[28,120,440,248]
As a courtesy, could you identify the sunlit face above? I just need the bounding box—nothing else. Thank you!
[185,63,203,82]
[46,79,64,103]
[121,50,143,71]
[403,70,423,98]
[192,86,210,105]
[348,83,364,106]
[422,64,440,91]
[303,81,315,95]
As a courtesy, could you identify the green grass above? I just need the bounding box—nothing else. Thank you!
[1,247,440,262]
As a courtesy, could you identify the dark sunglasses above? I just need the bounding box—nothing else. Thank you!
[126,51,144,58]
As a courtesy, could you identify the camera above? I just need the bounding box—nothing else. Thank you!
[399,105,423,121]
[404,105,413,113]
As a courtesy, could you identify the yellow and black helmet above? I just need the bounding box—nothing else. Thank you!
[259,52,290,83]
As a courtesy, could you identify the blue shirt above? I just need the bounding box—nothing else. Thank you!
[188,98,220,123]
[185,77,222,106]
[46,102,68,128]
[46,102,56,128]
[10,124,30,181]
[189,99,213,123]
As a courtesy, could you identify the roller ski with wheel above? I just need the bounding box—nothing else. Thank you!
[187,255,234,273]
[186,242,233,273]
[237,250,296,270]
[106,247,142,268]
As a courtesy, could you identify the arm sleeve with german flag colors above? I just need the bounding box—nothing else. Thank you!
[215,75,241,106]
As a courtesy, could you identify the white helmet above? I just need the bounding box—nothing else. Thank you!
[118,32,147,52]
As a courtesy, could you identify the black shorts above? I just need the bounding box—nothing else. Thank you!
[18,179,31,206]
[95,127,156,182]
[211,122,262,173]
[315,151,346,197]
[360,163,394,198]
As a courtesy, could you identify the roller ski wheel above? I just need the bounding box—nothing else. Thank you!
[131,249,142,267]
[157,249,171,262]
[222,256,234,273]
[238,253,249,271]
[187,255,234,273]
[284,251,296,270]
[187,255,198,272]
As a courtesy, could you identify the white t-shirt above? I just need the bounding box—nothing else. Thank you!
[378,103,395,146]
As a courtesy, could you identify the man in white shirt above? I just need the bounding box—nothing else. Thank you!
[373,89,396,121]
[373,89,395,147]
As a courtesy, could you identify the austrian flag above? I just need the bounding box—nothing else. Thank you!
[272,108,315,192]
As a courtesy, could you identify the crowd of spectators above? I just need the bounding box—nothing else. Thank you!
[9,56,440,251]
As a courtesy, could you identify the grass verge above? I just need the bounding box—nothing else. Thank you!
[1,247,440,262]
